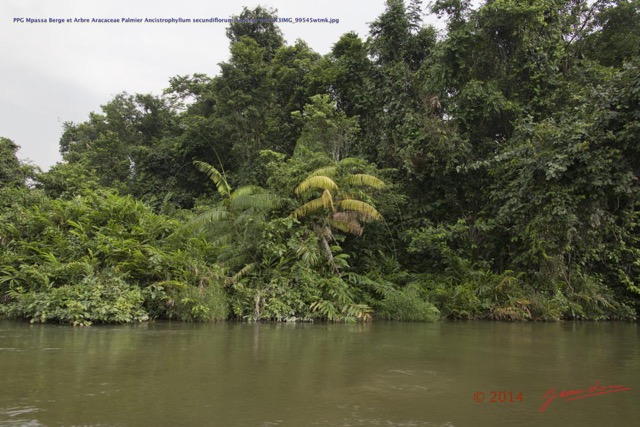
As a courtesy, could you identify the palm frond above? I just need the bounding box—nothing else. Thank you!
[210,232,234,248]
[295,175,338,195]
[336,199,382,221]
[294,239,322,267]
[308,166,337,178]
[193,161,231,198]
[343,174,386,189]
[232,262,257,282]
[328,217,363,236]
[321,189,334,210]
[291,197,325,219]
[230,185,262,198]
[231,192,280,211]
[188,207,229,229]
[218,251,250,270]
[331,211,359,223]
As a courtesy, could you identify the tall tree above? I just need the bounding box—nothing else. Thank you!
[292,159,385,273]
[581,0,640,68]
[226,6,285,61]
[0,138,33,188]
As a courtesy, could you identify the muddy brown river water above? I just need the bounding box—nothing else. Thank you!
[0,320,638,426]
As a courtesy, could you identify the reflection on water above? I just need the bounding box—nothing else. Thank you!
[0,320,637,426]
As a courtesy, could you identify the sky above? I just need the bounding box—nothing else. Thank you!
[1,0,441,171]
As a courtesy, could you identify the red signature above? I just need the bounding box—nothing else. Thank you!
[539,380,632,413]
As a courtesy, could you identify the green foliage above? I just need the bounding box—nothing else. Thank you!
[292,94,360,161]
[309,276,373,322]
[36,161,100,199]
[376,284,441,321]
[581,0,640,68]
[54,92,202,209]
[147,281,228,322]
[189,160,279,277]
[0,188,228,324]
[0,138,36,188]
[193,161,231,198]
[226,6,285,60]
[418,268,635,321]
[290,157,387,274]
[4,2,640,324]
[3,270,148,326]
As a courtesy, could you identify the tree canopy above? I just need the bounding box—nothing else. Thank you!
[2,1,640,324]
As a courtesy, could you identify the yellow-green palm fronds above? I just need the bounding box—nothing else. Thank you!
[321,189,334,210]
[308,166,337,178]
[291,197,325,219]
[335,199,382,221]
[343,174,386,189]
[295,175,338,195]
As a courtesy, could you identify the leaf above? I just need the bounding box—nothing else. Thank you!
[189,207,229,228]
[321,189,334,210]
[295,176,338,195]
[338,157,365,167]
[153,280,187,290]
[193,161,232,198]
[328,211,363,235]
[232,263,256,282]
[308,166,337,178]
[343,174,386,189]
[335,199,382,221]
[229,185,262,199]
[210,233,235,248]
[291,197,326,219]
[231,192,279,211]
[66,219,85,232]
[327,217,363,236]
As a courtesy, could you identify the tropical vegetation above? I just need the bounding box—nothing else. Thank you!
[2,0,639,324]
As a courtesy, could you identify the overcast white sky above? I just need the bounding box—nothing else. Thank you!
[1,0,442,171]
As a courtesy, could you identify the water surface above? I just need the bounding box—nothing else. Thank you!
[1,320,638,426]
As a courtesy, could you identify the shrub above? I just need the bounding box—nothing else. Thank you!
[376,284,441,321]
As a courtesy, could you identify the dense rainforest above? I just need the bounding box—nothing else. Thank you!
[2,0,639,325]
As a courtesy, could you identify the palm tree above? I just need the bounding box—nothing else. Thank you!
[192,160,277,278]
[291,160,386,272]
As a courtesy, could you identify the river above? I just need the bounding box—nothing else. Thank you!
[0,320,638,426]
